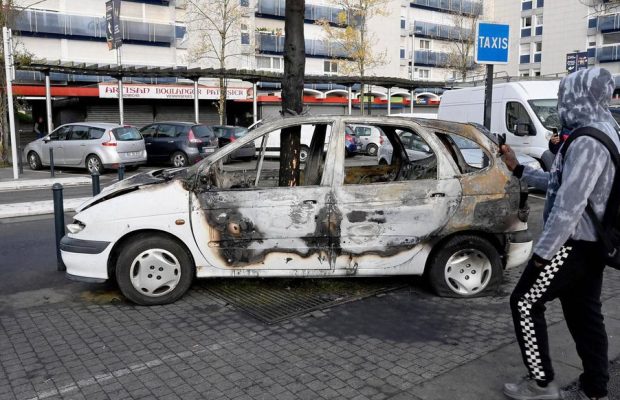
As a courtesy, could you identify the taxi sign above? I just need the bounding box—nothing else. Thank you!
[475,22,510,64]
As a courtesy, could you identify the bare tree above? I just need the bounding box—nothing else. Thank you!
[185,0,249,125]
[445,11,482,82]
[317,0,389,115]
[0,0,36,166]
[279,0,305,187]
[580,0,620,15]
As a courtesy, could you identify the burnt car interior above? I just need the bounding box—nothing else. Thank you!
[198,121,489,191]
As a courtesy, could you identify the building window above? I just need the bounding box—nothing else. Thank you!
[324,60,338,74]
[536,0,543,7]
[240,0,249,6]
[419,39,431,50]
[522,17,532,28]
[519,71,530,77]
[534,70,541,76]
[535,42,542,52]
[400,47,406,59]
[400,18,406,29]
[520,43,530,64]
[522,1,532,11]
[417,68,430,79]
[588,18,598,29]
[534,15,543,35]
[240,23,249,44]
[257,56,282,71]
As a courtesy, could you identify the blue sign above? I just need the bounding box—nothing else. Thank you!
[475,22,510,64]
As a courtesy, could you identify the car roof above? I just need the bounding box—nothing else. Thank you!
[60,122,124,129]
[147,121,196,126]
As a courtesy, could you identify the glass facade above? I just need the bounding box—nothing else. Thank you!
[410,0,482,16]
[413,21,472,41]
[255,32,347,58]
[598,14,620,33]
[256,0,348,25]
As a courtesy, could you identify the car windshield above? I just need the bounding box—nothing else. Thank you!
[528,99,561,131]
[112,127,142,141]
[232,127,248,138]
[192,125,215,138]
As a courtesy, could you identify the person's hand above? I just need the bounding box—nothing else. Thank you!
[550,134,560,145]
[500,144,519,171]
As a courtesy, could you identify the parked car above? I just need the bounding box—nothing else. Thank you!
[211,125,255,161]
[345,126,359,157]
[24,123,147,174]
[61,116,532,305]
[349,124,385,156]
[139,122,218,167]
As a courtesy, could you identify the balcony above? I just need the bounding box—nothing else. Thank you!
[414,50,448,67]
[598,14,620,33]
[413,21,472,41]
[13,9,180,46]
[255,32,348,58]
[256,0,348,26]
[409,0,482,16]
[597,45,620,62]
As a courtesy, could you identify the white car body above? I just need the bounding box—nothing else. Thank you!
[61,116,533,303]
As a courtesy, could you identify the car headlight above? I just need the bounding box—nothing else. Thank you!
[67,220,86,234]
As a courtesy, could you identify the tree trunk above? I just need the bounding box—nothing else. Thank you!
[279,0,305,187]
[219,34,227,125]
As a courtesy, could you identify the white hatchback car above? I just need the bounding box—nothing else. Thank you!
[61,116,533,305]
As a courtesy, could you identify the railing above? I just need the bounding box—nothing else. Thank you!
[410,0,483,16]
[13,9,182,46]
[597,45,620,62]
[256,0,348,25]
[414,50,448,67]
[413,21,472,41]
[255,32,348,58]
[598,14,620,33]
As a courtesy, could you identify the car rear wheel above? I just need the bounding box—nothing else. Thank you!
[86,155,103,175]
[116,234,195,305]
[366,144,378,156]
[428,235,502,298]
[299,145,310,163]
[171,151,188,167]
[27,151,42,170]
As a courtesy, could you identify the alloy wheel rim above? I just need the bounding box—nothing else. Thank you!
[29,154,37,168]
[368,145,377,156]
[444,249,492,295]
[129,248,181,297]
[173,154,186,167]
[87,157,100,173]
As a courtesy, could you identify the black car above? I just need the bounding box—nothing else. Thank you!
[139,122,218,167]
[211,125,255,161]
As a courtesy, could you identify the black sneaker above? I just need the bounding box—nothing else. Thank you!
[503,376,561,400]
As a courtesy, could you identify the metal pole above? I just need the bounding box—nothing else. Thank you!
[194,79,200,124]
[387,87,392,116]
[483,64,494,130]
[410,89,414,113]
[45,71,53,134]
[347,86,352,115]
[252,82,258,123]
[52,183,65,271]
[17,130,22,174]
[410,25,415,81]
[91,172,101,196]
[116,48,124,125]
[49,148,55,178]
[3,27,18,180]
[118,164,125,181]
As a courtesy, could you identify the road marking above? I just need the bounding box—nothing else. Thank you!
[28,332,259,400]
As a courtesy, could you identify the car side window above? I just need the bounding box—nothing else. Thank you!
[355,126,371,136]
[140,125,157,138]
[434,131,490,174]
[49,126,71,141]
[175,125,189,137]
[156,124,176,138]
[506,102,533,134]
[69,125,89,140]
[201,123,332,189]
[89,128,105,140]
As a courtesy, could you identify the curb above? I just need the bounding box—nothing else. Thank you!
[0,197,89,219]
[0,177,91,192]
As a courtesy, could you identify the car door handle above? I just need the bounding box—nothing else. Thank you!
[302,199,317,205]
[430,192,445,198]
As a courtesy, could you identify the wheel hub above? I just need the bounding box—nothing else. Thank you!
[129,248,181,297]
[444,249,492,295]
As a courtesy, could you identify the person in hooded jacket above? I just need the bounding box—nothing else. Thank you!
[501,67,617,400]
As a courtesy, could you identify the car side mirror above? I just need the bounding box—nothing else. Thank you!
[43,137,51,143]
[515,122,531,137]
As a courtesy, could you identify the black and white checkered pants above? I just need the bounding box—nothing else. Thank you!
[510,240,609,398]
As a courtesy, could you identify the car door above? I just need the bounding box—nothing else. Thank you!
[140,124,158,161]
[354,125,372,151]
[153,124,178,161]
[332,120,462,273]
[63,125,90,165]
[190,120,339,271]
[41,126,71,165]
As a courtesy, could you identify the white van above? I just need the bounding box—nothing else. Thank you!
[254,124,331,162]
[438,81,561,162]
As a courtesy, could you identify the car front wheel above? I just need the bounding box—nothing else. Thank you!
[366,144,378,156]
[86,155,104,175]
[428,235,502,298]
[28,151,42,170]
[116,234,195,305]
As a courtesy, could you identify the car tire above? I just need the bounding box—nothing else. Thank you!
[27,151,42,170]
[170,151,188,167]
[86,155,104,175]
[366,144,378,156]
[300,145,310,163]
[116,234,195,305]
[428,235,502,298]
[378,158,388,165]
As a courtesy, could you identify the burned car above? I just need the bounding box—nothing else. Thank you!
[60,116,532,305]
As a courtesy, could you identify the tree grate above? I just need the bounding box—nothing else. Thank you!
[203,278,407,325]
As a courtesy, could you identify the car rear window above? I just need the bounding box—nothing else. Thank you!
[232,127,248,138]
[192,125,215,138]
[112,127,142,141]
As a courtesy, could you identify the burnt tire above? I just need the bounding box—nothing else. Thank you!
[366,143,378,156]
[116,234,195,305]
[428,235,502,298]
[27,151,42,170]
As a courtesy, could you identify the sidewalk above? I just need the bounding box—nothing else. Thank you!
[0,167,91,191]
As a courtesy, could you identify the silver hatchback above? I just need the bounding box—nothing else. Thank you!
[24,122,147,174]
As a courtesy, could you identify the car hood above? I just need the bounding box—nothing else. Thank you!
[77,168,190,212]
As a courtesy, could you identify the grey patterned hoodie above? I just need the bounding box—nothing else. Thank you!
[519,67,620,260]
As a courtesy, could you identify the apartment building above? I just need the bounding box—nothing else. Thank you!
[493,0,620,80]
